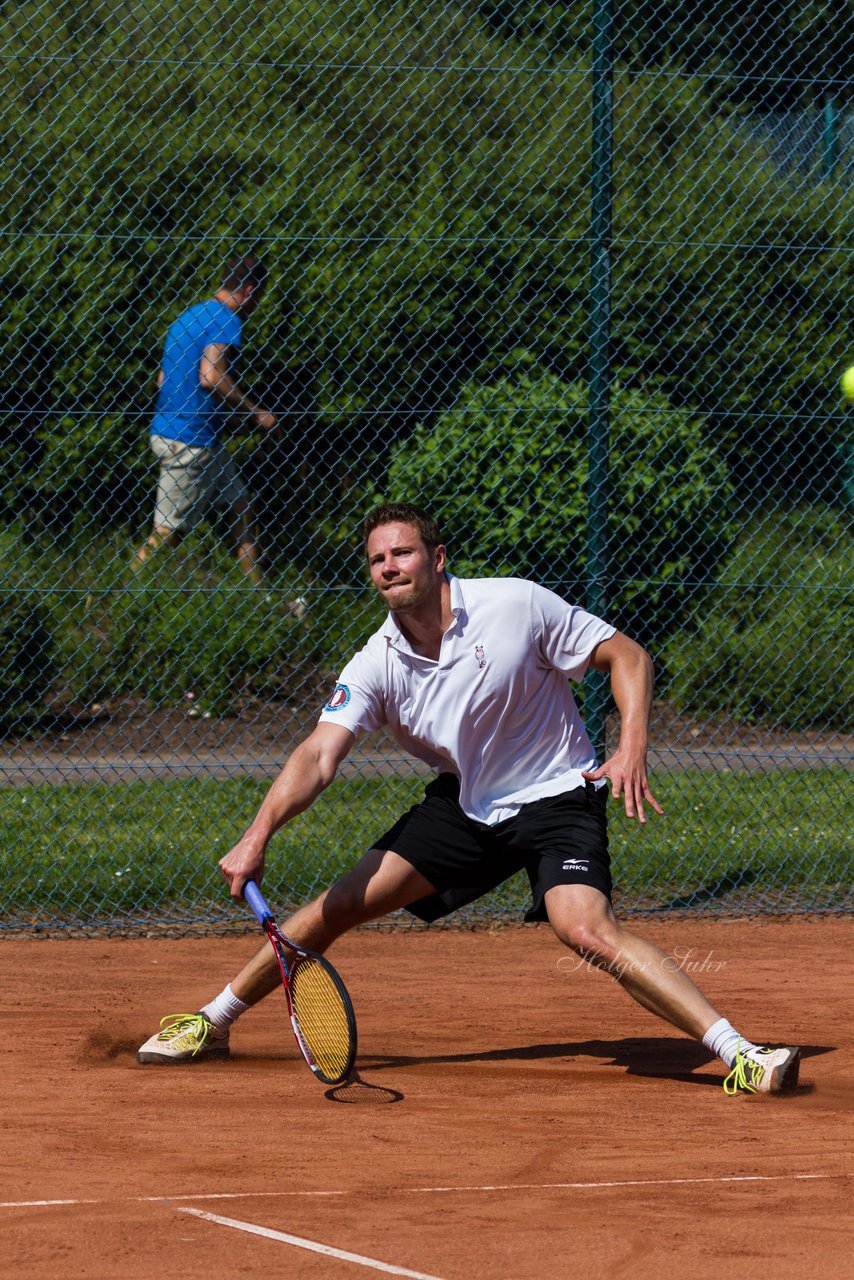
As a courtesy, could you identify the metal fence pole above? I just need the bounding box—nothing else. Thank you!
[586,0,613,760]
[823,93,838,181]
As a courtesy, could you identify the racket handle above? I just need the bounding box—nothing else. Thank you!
[243,879,274,925]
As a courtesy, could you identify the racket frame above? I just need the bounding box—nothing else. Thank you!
[243,879,357,1085]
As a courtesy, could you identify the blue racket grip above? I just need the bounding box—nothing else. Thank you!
[243,879,274,926]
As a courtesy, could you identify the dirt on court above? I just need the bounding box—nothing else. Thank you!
[3,920,852,1279]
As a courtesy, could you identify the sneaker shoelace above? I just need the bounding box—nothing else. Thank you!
[722,1044,768,1095]
[157,1012,213,1055]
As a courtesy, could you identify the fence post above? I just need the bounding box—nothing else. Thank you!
[822,92,838,181]
[586,0,613,760]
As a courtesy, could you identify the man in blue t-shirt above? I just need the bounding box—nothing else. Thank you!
[134,254,277,582]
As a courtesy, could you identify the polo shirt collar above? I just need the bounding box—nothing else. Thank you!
[448,574,466,622]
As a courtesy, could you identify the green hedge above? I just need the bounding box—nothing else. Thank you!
[0,529,329,714]
[0,587,54,730]
[477,1,852,110]
[663,508,852,729]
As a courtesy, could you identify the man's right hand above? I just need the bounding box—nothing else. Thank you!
[219,833,267,900]
[253,408,277,432]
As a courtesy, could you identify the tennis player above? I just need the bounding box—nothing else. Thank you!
[138,502,800,1095]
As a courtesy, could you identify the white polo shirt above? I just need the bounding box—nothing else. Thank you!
[318,576,615,826]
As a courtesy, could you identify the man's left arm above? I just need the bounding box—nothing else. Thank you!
[199,343,277,432]
[581,632,664,824]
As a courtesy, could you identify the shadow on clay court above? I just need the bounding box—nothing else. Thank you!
[324,1072,405,1104]
[357,1038,835,1091]
[93,1034,833,1103]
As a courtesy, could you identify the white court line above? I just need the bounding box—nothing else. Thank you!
[0,1170,848,1211]
[150,1171,843,1199]
[179,1207,448,1280]
[0,1199,99,1208]
[401,1172,838,1194]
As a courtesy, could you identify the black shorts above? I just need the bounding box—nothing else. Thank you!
[373,773,611,924]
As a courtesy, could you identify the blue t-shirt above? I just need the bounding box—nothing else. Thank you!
[151,299,242,448]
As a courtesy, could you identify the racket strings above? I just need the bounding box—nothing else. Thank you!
[289,956,354,1082]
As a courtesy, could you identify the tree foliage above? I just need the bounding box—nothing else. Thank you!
[0,588,54,730]
[0,0,850,548]
[478,1,852,109]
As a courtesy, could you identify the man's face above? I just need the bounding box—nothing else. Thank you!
[366,522,445,614]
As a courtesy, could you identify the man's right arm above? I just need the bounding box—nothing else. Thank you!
[218,722,355,898]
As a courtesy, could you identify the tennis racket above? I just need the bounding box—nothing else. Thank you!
[243,879,357,1085]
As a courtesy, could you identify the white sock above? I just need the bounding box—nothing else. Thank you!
[702,1017,758,1069]
[200,984,251,1030]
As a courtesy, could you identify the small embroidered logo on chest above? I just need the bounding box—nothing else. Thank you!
[474,645,487,669]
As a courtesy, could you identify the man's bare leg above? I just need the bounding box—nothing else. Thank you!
[228,500,263,585]
[545,883,800,1093]
[137,850,432,1062]
[133,525,179,566]
[546,883,724,1040]
[230,849,434,1003]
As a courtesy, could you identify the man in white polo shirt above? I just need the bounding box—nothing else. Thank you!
[137,503,800,1095]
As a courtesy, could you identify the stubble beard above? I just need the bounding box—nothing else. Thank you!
[380,577,436,615]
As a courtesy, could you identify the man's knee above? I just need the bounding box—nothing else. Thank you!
[549,901,623,965]
[561,921,620,963]
[229,500,254,540]
[135,527,179,563]
[320,880,371,932]
[546,886,622,960]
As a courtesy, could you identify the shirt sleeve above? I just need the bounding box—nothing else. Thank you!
[209,309,242,350]
[317,645,386,739]
[530,582,616,682]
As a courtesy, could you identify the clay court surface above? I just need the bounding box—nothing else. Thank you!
[4,920,852,1278]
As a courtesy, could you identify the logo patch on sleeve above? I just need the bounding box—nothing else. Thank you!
[324,683,351,712]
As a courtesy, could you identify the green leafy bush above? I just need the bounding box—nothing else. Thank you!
[382,356,735,645]
[0,530,321,714]
[663,509,853,729]
[109,578,308,711]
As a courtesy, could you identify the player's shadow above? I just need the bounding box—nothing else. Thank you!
[360,1038,833,1090]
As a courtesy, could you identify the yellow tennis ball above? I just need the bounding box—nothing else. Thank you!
[841,365,854,401]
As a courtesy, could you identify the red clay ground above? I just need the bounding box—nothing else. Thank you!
[3,920,852,1279]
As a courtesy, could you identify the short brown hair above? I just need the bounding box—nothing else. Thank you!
[362,502,443,554]
[221,254,269,293]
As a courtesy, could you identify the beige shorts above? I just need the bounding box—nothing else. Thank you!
[151,435,249,532]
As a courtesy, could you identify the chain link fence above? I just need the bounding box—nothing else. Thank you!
[1,1,852,932]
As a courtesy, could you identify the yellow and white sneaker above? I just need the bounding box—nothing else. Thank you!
[137,1013,230,1064]
[723,1044,800,1095]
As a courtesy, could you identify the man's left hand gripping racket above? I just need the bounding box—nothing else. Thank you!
[243,880,357,1086]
